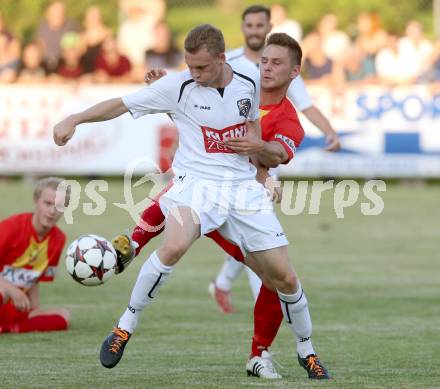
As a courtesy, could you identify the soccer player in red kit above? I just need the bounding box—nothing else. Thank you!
[112,33,329,380]
[0,177,70,334]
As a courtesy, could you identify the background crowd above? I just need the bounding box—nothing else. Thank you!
[1,0,439,86]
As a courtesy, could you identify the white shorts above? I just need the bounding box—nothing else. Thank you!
[159,174,288,254]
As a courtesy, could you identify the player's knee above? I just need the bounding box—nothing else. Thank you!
[274,272,298,294]
[159,242,188,264]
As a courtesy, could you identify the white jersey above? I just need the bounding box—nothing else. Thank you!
[122,68,259,183]
[226,47,313,111]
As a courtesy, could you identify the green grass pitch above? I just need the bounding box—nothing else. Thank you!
[0,178,439,388]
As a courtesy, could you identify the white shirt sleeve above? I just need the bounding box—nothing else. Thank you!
[248,82,260,121]
[286,75,313,112]
[122,73,181,119]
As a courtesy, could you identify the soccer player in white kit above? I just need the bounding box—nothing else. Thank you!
[53,24,328,378]
[211,5,341,313]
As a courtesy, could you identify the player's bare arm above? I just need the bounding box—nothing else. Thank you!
[254,163,282,203]
[53,98,128,146]
[0,275,31,312]
[255,140,288,168]
[224,120,264,155]
[27,283,40,310]
[301,105,341,151]
[226,132,287,168]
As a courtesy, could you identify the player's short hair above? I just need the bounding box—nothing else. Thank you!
[33,177,70,206]
[241,5,271,21]
[184,24,225,55]
[266,32,302,66]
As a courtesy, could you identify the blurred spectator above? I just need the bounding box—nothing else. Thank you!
[398,20,434,80]
[0,14,20,83]
[270,4,302,41]
[145,21,183,71]
[17,43,48,83]
[375,34,413,84]
[302,31,336,84]
[118,0,166,69]
[36,1,78,73]
[334,44,377,84]
[317,13,350,62]
[419,39,440,83]
[57,32,84,80]
[80,6,111,74]
[355,12,388,60]
[94,35,132,83]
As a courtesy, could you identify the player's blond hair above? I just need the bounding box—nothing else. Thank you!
[33,177,70,205]
[184,24,225,55]
[266,33,302,66]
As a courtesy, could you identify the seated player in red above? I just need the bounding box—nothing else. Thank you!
[0,177,70,334]
[111,33,329,380]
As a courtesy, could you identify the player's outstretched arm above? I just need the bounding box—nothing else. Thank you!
[53,98,128,146]
[301,105,341,151]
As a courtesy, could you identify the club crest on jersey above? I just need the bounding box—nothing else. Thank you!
[237,98,251,118]
[201,123,247,153]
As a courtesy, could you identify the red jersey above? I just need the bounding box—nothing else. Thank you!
[0,213,66,290]
[260,96,304,162]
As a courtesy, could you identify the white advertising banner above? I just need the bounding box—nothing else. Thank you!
[281,84,440,178]
[0,85,171,175]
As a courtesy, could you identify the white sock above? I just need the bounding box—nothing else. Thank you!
[118,251,173,333]
[277,284,315,358]
[244,266,262,301]
[215,255,244,291]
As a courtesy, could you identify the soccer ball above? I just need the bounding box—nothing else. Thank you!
[65,234,117,286]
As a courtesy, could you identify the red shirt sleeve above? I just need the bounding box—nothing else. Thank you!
[0,215,20,267]
[269,117,305,163]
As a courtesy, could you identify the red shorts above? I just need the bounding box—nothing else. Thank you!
[0,301,29,326]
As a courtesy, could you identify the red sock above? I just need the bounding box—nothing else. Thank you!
[0,293,3,306]
[8,314,69,333]
[132,201,166,256]
[251,284,283,357]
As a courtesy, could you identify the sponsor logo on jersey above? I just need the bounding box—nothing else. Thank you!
[237,98,251,118]
[275,134,296,154]
[194,104,211,110]
[1,266,40,288]
[201,122,247,153]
